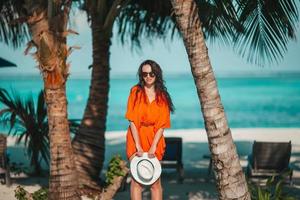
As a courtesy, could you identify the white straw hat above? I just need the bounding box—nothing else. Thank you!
[130,153,162,185]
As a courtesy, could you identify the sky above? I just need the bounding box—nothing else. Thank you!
[0,9,300,78]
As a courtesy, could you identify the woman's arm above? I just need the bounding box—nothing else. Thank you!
[148,128,164,158]
[129,121,143,156]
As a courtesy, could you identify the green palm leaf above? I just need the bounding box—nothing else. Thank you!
[235,0,299,65]
[197,0,243,44]
[0,88,76,174]
[0,88,49,174]
[117,0,242,48]
[0,0,31,48]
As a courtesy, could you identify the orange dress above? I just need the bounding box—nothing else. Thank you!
[125,85,171,160]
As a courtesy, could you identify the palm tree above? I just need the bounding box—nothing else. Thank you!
[71,0,177,189]
[71,0,128,189]
[0,89,49,176]
[169,0,298,199]
[0,0,80,199]
[171,3,250,198]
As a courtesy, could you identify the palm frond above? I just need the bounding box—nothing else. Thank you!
[16,130,26,143]
[8,112,16,133]
[197,0,243,45]
[116,0,176,48]
[0,111,12,127]
[0,88,21,132]
[234,0,299,65]
[116,0,243,48]
[39,139,50,165]
[37,90,47,126]
[0,0,31,48]
[0,87,50,173]
[0,88,14,108]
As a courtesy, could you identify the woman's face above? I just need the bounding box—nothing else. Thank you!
[142,64,156,86]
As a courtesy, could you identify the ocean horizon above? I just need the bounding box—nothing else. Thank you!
[1,69,300,79]
[1,72,300,132]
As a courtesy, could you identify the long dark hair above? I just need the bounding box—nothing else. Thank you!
[135,59,175,113]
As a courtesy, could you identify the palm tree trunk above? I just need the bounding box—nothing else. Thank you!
[45,86,80,200]
[32,150,41,176]
[26,7,80,199]
[72,15,111,189]
[71,1,127,190]
[170,1,250,199]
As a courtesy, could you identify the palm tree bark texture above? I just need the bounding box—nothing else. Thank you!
[24,1,80,199]
[72,0,128,189]
[71,16,110,189]
[170,0,250,199]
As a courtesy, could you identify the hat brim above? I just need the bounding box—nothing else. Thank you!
[130,153,162,185]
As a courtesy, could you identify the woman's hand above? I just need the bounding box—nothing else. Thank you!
[148,145,156,158]
[148,128,164,158]
[135,145,144,157]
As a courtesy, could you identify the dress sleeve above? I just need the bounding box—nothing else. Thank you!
[156,101,171,129]
[125,87,136,122]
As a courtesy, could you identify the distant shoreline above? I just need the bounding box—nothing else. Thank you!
[1,127,300,137]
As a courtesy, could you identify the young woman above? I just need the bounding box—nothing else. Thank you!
[125,60,174,200]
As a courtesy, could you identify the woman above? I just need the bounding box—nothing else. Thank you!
[125,60,174,200]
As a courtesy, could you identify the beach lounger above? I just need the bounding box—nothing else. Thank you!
[247,140,293,185]
[161,137,184,183]
[0,134,11,186]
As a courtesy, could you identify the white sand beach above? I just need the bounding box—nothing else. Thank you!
[1,128,300,200]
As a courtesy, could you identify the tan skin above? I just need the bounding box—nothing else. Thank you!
[129,64,164,200]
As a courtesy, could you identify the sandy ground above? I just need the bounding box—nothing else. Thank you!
[1,128,300,200]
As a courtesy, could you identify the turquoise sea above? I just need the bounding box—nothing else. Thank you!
[1,74,300,131]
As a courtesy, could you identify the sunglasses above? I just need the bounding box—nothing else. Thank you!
[142,72,156,78]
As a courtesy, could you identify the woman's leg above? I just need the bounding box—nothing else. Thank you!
[150,178,162,200]
[130,178,143,200]
[129,154,143,200]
